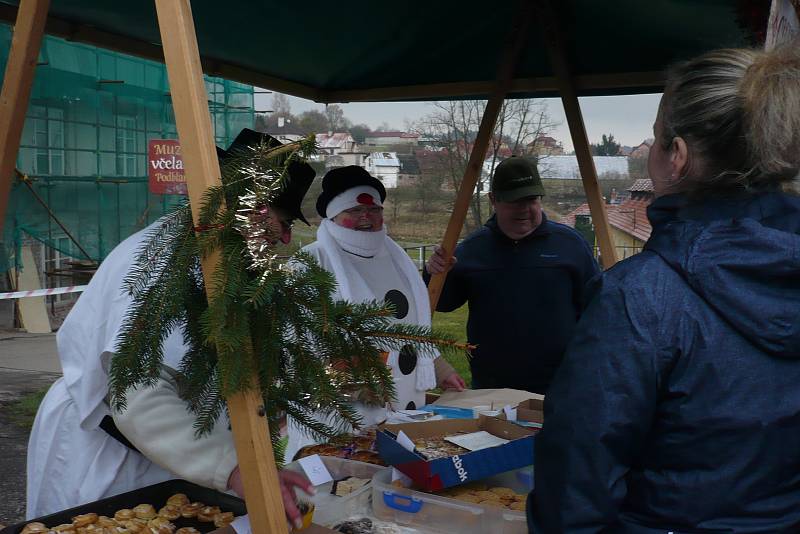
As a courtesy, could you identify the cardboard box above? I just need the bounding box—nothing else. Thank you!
[516,398,544,424]
[376,417,535,491]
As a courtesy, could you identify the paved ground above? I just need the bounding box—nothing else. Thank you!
[0,331,61,527]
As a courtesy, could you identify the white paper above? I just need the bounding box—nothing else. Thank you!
[503,405,517,421]
[397,409,435,420]
[297,454,333,486]
[391,467,413,487]
[396,430,416,452]
[444,431,510,452]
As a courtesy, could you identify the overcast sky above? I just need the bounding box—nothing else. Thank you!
[254,91,663,152]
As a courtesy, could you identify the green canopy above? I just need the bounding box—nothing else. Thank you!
[0,0,767,102]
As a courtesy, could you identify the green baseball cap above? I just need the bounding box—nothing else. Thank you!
[490,157,546,202]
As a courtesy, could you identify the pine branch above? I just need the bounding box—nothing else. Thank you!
[112,136,468,466]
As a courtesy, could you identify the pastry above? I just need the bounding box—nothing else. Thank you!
[133,504,157,520]
[157,505,180,521]
[118,520,145,533]
[175,529,200,534]
[147,517,175,534]
[52,524,76,533]
[197,505,221,522]
[213,512,234,528]
[473,490,500,501]
[332,476,370,496]
[332,517,373,534]
[179,502,203,519]
[479,499,506,507]
[114,510,135,522]
[453,494,481,503]
[72,514,98,528]
[22,522,48,534]
[166,494,189,507]
[349,450,384,465]
[510,501,527,511]
[96,517,116,528]
[489,487,515,498]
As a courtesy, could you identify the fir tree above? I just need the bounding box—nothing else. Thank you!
[109,136,468,466]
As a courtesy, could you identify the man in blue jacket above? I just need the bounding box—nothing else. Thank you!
[424,157,599,394]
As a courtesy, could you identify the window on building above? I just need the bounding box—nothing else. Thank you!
[116,115,138,176]
[31,106,65,176]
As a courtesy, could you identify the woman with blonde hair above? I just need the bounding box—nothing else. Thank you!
[530,44,800,533]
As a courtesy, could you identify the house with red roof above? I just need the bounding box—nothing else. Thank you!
[561,179,655,260]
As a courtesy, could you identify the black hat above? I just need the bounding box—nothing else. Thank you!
[217,128,315,225]
[316,165,387,218]
[490,157,545,202]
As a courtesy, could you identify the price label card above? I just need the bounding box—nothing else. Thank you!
[297,454,333,486]
[445,431,509,451]
[396,430,416,452]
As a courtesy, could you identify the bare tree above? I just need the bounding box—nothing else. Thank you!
[410,99,556,230]
[272,92,292,115]
[325,104,348,132]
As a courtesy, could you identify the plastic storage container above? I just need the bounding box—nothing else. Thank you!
[284,455,388,527]
[371,467,533,534]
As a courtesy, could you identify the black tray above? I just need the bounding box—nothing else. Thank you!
[1,479,246,534]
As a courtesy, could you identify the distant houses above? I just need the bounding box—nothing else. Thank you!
[365,152,401,188]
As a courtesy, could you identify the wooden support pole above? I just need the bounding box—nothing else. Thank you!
[153,1,287,533]
[536,0,618,268]
[0,0,49,235]
[427,0,533,312]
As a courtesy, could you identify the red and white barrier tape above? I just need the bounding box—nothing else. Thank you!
[0,285,88,300]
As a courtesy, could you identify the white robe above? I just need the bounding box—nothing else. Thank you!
[285,220,436,462]
[26,220,238,518]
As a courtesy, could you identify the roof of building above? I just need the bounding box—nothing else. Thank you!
[539,155,629,180]
[365,131,419,139]
[368,152,400,166]
[315,132,354,149]
[628,178,654,192]
[561,196,653,243]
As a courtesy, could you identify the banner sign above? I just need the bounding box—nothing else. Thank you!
[148,139,187,195]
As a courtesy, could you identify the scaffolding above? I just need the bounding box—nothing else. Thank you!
[0,22,255,282]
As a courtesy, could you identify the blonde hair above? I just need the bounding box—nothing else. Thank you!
[660,43,800,192]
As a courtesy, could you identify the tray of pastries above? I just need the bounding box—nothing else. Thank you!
[1,480,244,534]
[294,430,384,466]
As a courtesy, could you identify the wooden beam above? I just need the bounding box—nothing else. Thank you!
[153,1,287,533]
[536,0,618,268]
[324,71,664,103]
[0,0,49,236]
[427,0,534,312]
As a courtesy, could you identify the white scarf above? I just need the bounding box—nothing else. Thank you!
[316,219,437,391]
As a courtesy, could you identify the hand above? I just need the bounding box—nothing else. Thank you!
[439,371,466,391]
[228,467,315,530]
[426,245,457,275]
[279,470,315,530]
[227,465,244,497]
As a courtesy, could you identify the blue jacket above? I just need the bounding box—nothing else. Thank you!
[530,191,800,533]
[424,213,599,393]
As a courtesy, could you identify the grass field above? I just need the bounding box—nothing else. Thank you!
[432,304,471,387]
[8,388,48,429]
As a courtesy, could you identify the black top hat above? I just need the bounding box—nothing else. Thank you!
[315,165,387,218]
[217,128,315,225]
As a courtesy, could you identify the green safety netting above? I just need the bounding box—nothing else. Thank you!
[0,23,254,274]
